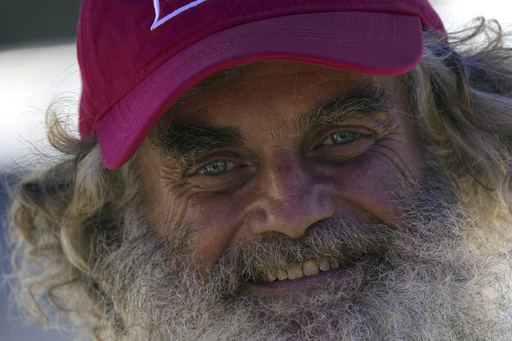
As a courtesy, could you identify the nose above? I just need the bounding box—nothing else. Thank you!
[246,153,336,238]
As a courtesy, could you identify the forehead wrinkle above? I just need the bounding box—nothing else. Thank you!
[295,87,393,132]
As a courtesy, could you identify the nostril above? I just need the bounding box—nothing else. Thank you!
[245,192,335,238]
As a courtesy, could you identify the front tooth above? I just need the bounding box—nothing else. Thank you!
[302,260,320,277]
[287,263,304,280]
[258,275,269,283]
[277,269,288,281]
[266,270,277,282]
[318,257,331,271]
[330,258,341,270]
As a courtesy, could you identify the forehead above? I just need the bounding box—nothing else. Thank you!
[164,62,397,126]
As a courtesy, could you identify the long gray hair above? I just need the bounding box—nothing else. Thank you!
[6,20,512,339]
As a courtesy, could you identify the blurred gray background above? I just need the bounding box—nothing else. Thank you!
[0,0,510,340]
[1,2,81,340]
[0,1,80,46]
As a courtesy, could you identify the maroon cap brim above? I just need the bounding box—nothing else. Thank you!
[96,11,423,169]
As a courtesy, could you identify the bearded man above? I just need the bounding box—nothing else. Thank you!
[7,0,512,340]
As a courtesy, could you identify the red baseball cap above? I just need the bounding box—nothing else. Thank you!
[77,0,444,169]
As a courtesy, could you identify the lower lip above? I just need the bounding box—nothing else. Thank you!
[243,262,360,295]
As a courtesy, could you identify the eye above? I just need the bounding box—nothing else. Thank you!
[198,160,237,176]
[322,131,359,145]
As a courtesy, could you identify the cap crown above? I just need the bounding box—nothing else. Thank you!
[77,0,443,168]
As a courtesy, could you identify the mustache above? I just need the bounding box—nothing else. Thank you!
[145,185,466,300]
[208,218,407,297]
[208,195,468,298]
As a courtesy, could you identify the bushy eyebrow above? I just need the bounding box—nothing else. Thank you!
[152,87,391,167]
[151,123,245,167]
[296,87,392,131]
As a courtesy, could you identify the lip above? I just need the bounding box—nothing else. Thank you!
[243,261,361,295]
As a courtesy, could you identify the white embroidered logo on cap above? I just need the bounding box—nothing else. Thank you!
[152,0,208,30]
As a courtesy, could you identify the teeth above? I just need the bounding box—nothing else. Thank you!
[302,260,320,276]
[276,269,288,281]
[266,270,277,283]
[287,263,304,280]
[318,257,331,271]
[258,275,269,283]
[258,257,341,283]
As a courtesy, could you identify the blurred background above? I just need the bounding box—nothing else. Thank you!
[1,2,81,340]
[0,0,511,340]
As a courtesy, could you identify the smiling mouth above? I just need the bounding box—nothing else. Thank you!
[248,256,353,284]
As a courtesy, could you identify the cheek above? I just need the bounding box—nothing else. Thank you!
[182,192,249,268]
[328,153,416,230]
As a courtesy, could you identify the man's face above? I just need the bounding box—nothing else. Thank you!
[107,62,510,339]
[138,61,423,278]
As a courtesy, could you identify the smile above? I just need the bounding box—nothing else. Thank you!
[243,256,364,294]
[253,257,343,283]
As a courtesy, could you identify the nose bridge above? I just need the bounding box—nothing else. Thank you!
[267,150,303,200]
[248,149,335,238]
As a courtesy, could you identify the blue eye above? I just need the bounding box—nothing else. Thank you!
[323,131,359,145]
[198,160,235,176]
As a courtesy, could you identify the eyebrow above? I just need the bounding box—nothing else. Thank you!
[296,87,392,131]
[151,123,245,167]
[153,87,392,167]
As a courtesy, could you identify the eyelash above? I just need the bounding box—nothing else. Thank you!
[198,160,237,176]
[194,129,370,178]
[322,131,360,145]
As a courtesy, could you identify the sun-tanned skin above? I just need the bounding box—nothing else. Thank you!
[137,62,424,289]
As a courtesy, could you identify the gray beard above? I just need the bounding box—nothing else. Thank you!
[98,175,512,340]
